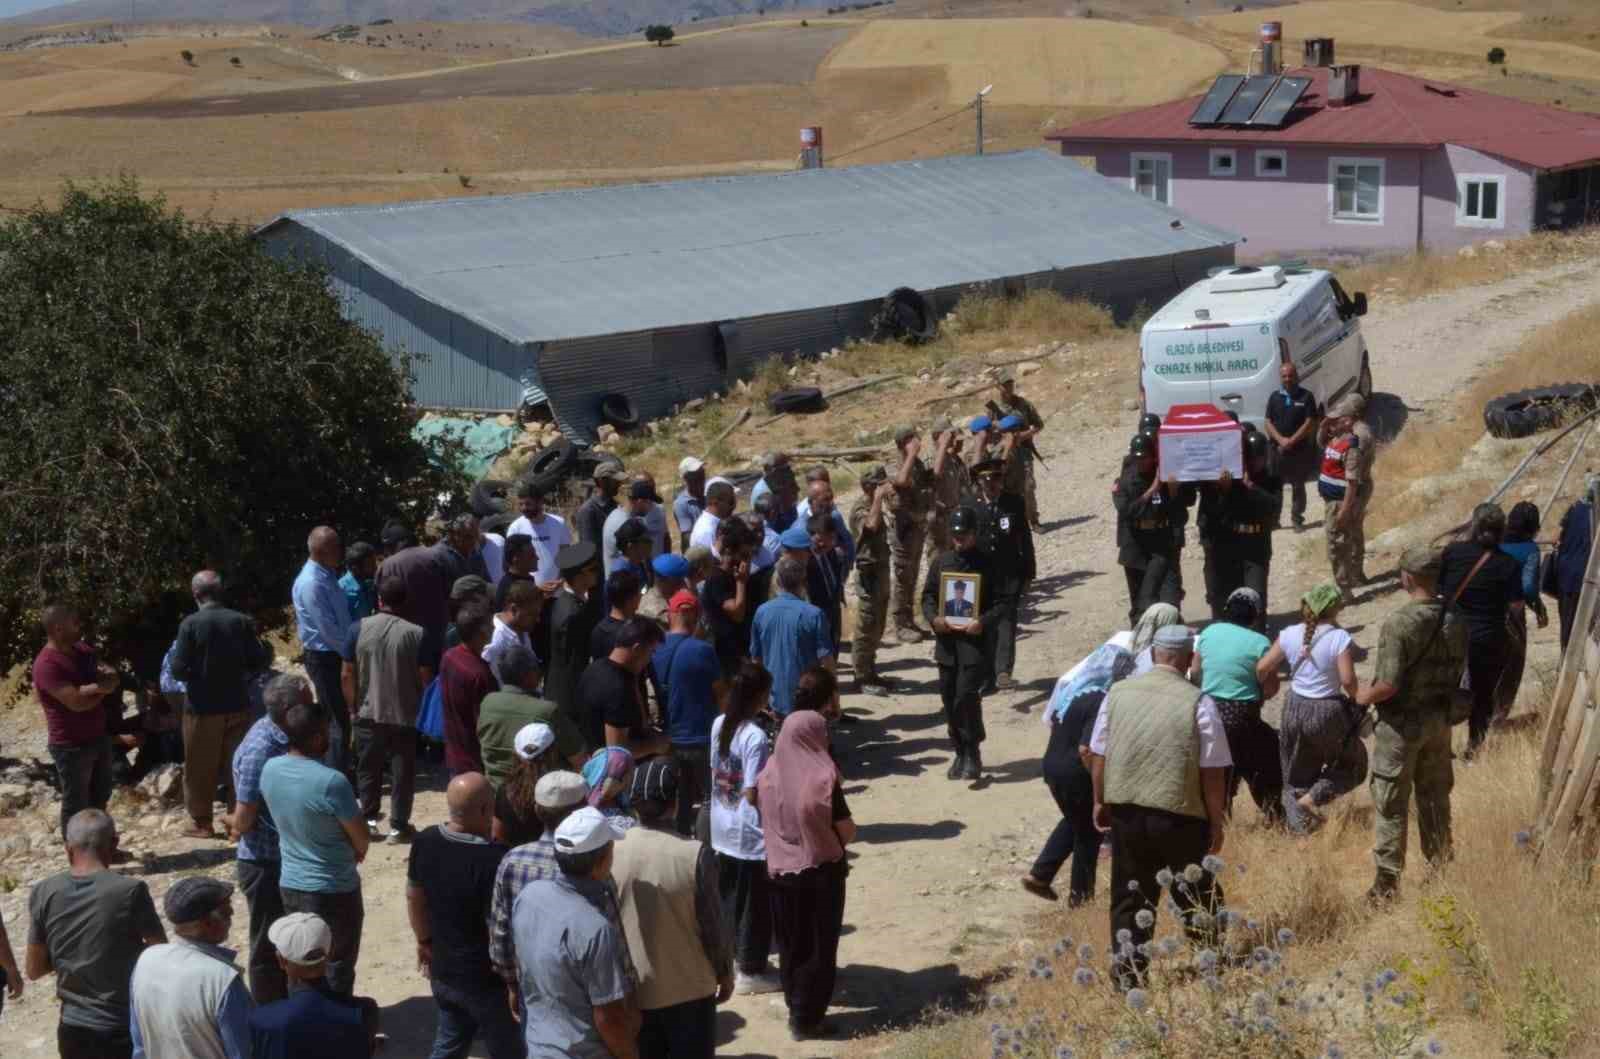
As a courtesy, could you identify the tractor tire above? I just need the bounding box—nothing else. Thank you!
[468,478,512,518]
[768,386,825,415]
[599,393,641,431]
[870,287,937,344]
[480,512,517,536]
[1483,384,1598,440]
[521,440,580,493]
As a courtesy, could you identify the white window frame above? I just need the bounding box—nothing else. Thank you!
[1255,149,1288,178]
[1328,156,1386,223]
[1209,148,1238,177]
[1130,152,1174,206]
[1455,173,1506,229]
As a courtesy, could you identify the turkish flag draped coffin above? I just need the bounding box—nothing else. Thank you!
[1157,403,1243,482]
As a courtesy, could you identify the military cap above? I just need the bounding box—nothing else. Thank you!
[972,457,1005,478]
[930,416,954,435]
[997,414,1024,432]
[556,540,599,576]
[860,464,889,486]
[1399,544,1444,579]
[1139,413,1162,435]
[949,506,979,535]
[894,425,919,445]
[779,522,812,550]
[1129,433,1155,457]
[995,368,1016,385]
[968,415,993,434]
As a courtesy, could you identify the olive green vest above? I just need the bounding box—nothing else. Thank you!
[1102,668,1207,820]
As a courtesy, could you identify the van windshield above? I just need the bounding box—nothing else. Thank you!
[1147,324,1273,383]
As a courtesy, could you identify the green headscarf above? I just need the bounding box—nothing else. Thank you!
[1301,582,1344,618]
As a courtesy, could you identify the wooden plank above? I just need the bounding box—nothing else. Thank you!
[1542,509,1600,807]
[1543,668,1590,823]
[708,407,751,448]
[1547,688,1600,845]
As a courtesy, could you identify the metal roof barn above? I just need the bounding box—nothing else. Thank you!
[257,149,1237,440]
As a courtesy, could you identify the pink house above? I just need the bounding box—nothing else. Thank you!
[1047,57,1600,258]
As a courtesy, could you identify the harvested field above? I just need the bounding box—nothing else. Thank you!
[822,16,1228,106]
[53,21,857,118]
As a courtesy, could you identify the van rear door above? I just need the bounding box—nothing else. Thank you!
[1143,322,1274,413]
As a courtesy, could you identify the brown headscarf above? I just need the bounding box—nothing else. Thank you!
[756,711,843,875]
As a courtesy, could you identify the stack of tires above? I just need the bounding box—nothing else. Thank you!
[1483,384,1599,440]
[469,439,624,531]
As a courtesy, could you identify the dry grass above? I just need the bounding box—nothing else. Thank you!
[1332,228,1600,304]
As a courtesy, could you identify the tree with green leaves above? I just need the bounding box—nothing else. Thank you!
[1487,46,1506,65]
[645,24,675,45]
[0,180,466,676]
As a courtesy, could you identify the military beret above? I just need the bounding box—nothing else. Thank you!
[969,415,993,434]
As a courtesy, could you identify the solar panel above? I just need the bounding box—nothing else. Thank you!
[1218,75,1279,124]
[1189,74,1246,127]
[1249,75,1311,127]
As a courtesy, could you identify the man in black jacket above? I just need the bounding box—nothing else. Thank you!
[541,542,605,734]
[921,507,1004,781]
[971,453,1036,691]
[170,570,271,839]
[1197,431,1281,622]
[1112,433,1191,628]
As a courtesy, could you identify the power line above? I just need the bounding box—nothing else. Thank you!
[830,101,977,163]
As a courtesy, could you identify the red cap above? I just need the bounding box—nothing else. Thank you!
[668,589,700,613]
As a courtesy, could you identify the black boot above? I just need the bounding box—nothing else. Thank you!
[946,742,966,780]
[961,744,983,780]
[1366,869,1399,906]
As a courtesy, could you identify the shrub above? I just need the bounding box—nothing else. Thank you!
[0,180,465,674]
[458,173,473,188]
[179,48,193,63]
[645,24,675,45]
[1505,966,1576,1057]
[229,55,241,65]
[1488,46,1507,64]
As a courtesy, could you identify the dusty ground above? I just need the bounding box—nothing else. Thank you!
[3,250,1600,1057]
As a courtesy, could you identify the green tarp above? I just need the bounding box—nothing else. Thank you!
[413,416,515,481]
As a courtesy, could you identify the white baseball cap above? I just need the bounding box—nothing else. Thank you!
[267,912,332,966]
[553,806,633,855]
[678,456,705,476]
[514,722,556,761]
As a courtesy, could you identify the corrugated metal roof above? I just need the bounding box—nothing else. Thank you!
[1048,66,1600,171]
[257,150,1237,346]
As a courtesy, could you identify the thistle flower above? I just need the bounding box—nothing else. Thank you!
[1251,991,1271,1017]
[1426,1040,1445,1056]
[1277,927,1296,946]
[1126,988,1150,1013]
[1073,967,1096,987]
[1376,968,1400,988]
[1155,1018,1170,1038]
[1202,854,1226,873]
[1135,909,1155,930]
[1155,867,1175,888]
[1513,830,1532,849]
[1183,863,1205,883]
[1055,1048,1076,1059]
[1325,1045,1345,1059]
[1193,948,1218,972]
[1157,938,1180,958]
[1127,880,1142,893]
[1116,927,1133,945]
[1078,943,1095,963]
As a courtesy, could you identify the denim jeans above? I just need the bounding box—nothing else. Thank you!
[281,886,364,995]
[304,650,352,774]
[237,857,287,1004]
[48,737,112,837]
[428,978,526,1059]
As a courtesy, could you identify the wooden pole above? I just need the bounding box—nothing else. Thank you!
[1542,419,1597,519]
[708,407,751,448]
[1433,407,1600,543]
[1539,480,1600,820]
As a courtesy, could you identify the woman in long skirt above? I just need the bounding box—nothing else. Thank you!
[1256,584,1364,832]
[758,710,856,1042]
[1194,587,1283,822]
[1020,642,1135,904]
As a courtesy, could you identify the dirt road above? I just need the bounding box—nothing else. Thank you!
[2,256,1598,1058]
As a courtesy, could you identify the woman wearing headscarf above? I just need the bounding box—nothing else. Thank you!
[493,721,560,845]
[1194,588,1283,822]
[1438,502,1525,755]
[1496,501,1548,725]
[1020,643,1134,905]
[581,743,636,818]
[1256,583,1362,832]
[1129,602,1182,674]
[757,710,855,1042]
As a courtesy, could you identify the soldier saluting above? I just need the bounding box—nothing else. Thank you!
[972,452,1035,691]
[1113,433,1190,629]
[1354,544,1468,904]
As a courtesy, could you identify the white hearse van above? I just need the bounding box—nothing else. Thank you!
[1139,265,1372,428]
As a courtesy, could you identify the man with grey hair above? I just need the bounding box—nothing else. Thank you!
[129,877,252,1059]
[690,479,737,555]
[750,556,834,718]
[1089,624,1232,988]
[26,809,166,1059]
[226,672,307,1003]
[293,525,356,773]
[171,569,271,839]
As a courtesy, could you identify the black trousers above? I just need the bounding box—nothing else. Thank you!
[59,1022,132,1059]
[1203,549,1269,623]
[1108,804,1221,989]
[237,857,288,1004]
[1030,770,1101,901]
[672,745,710,838]
[1559,591,1582,652]
[356,720,417,828]
[1214,699,1284,822]
[1122,557,1183,628]
[937,662,987,749]
[638,994,716,1059]
[1466,638,1509,752]
[717,853,773,974]
[304,649,352,775]
[992,592,1022,679]
[769,860,848,1029]
[282,886,364,995]
[48,737,112,838]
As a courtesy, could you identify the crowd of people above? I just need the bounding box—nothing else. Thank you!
[17,373,1052,1056]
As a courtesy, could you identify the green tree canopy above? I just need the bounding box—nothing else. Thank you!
[0,180,464,674]
[645,24,675,45]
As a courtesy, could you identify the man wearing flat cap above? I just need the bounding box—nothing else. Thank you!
[129,877,253,1059]
[1089,624,1231,989]
[888,425,936,643]
[849,465,896,695]
[1318,392,1375,601]
[1355,544,1468,904]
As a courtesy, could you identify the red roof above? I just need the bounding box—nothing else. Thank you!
[1047,66,1600,171]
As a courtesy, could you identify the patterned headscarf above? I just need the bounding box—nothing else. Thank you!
[1301,582,1344,618]
[1130,603,1182,653]
[1047,643,1135,724]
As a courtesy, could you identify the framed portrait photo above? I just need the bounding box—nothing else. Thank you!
[940,571,981,629]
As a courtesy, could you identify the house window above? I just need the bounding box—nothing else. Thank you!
[1330,157,1385,222]
[1456,174,1505,228]
[1256,149,1287,178]
[1209,148,1237,177]
[1131,152,1173,205]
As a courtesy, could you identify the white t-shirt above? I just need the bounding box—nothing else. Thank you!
[482,615,533,686]
[1275,623,1354,699]
[709,715,770,860]
[1088,666,1233,768]
[689,510,722,556]
[480,532,505,585]
[506,512,571,583]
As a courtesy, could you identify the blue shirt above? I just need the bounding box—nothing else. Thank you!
[514,874,634,1059]
[1501,540,1541,605]
[248,982,373,1059]
[260,754,362,894]
[749,592,833,716]
[339,571,376,622]
[293,560,354,656]
[672,491,705,536]
[232,715,290,864]
[653,633,723,746]
[129,940,253,1059]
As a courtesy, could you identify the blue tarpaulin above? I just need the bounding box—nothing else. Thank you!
[413,416,515,480]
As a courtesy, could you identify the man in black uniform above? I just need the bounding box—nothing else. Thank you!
[541,541,605,732]
[921,507,1003,781]
[1197,431,1282,622]
[1113,433,1190,628]
[972,455,1036,691]
[1262,361,1322,531]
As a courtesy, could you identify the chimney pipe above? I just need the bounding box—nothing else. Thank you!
[1259,21,1282,76]
[799,126,824,169]
[1304,37,1336,67]
[1328,64,1361,107]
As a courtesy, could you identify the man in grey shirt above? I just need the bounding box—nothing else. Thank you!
[25,809,166,1059]
[513,807,639,1059]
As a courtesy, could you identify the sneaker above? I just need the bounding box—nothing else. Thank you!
[386,824,417,844]
[894,625,925,645]
[735,970,783,995]
[857,681,889,698]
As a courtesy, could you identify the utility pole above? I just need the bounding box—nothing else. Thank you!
[976,84,992,156]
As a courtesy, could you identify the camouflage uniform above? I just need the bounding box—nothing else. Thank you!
[924,435,973,563]
[1370,576,1469,888]
[996,391,1045,526]
[888,444,935,638]
[1322,422,1368,598]
[848,485,892,683]
[1350,419,1377,581]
